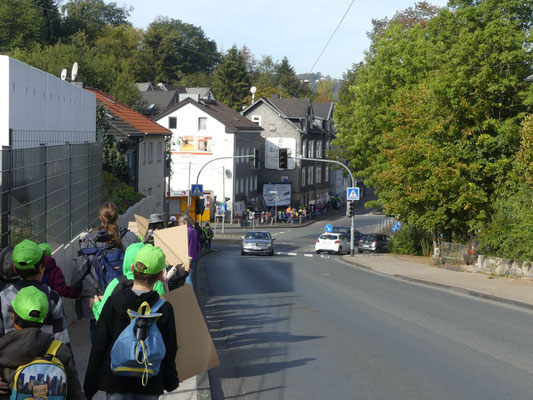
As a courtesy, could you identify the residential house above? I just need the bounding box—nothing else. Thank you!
[86,88,171,213]
[154,97,263,219]
[242,96,335,208]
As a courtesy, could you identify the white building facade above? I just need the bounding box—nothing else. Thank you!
[0,56,96,148]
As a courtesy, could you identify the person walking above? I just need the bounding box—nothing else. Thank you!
[178,215,198,291]
[71,202,139,343]
[203,223,214,250]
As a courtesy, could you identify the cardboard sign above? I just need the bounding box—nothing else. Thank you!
[128,221,139,236]
[163,285,219,381]
[134,214,149,239]
[154,225,190,271]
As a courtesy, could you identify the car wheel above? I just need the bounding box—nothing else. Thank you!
[357,249,363,254]
[336,246,342,255]
[269,249,274,256]
[316,250,321,254]
[241,251,246,255]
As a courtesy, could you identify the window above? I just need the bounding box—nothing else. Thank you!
[169,117,177,129]
[198,117,207,130]
[326,140,331,151]
[157,142,162,162]
[240,178,244,194]
[316,166,321,183]
[251,115,262,126]
[302,168,306,186]
[143,142,146,164]
[308,166,314,185]
[148,142,153,163]
[308,141,314,158]
[325,165,329,182]
[245,177,249,195]
[317,141,322,158]
[302,140,307,158]
[254,176,258,191]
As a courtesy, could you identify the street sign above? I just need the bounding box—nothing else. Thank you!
[325,224,333,233]
[220,203,226,212]
[392,221,402,233]
[347,187,360,201]
[191,184,203,197]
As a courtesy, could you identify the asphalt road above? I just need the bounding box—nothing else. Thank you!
[202,215,533,399]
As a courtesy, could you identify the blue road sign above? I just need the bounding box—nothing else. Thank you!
[347,187,360,201]
[325,224,333,233]
[191,184,203,197]
[392,221,402,233]
[220,203,226,212]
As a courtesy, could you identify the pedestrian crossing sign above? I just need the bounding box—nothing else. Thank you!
[191,184,203,197]
[347,187,360,201]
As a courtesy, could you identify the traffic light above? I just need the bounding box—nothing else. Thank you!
[278,148,288,169]
[346,201,355,217]
[195,198,205,215]
[252,148,260,169]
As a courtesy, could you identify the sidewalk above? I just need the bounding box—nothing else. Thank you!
[341,254,533,308]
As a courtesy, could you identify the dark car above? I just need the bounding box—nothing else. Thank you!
[241,231,275,256]
[357,234,392,253]
[332,226,362,244]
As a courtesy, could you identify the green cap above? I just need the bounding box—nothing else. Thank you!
[13,240,44,270]
[11,286,49,323]
[134,244,166,274]
[39,243,52,257]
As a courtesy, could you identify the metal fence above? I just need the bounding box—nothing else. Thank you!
[441,241,469,264]
[9,129,98,149]
[0,142,102,249]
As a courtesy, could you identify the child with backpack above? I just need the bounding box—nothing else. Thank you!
[91,242,166,321]
[39,243,81,299]
[84,244,179,399]
[0,286,85,399]
[71,202,139,343]
[0,240,70,346]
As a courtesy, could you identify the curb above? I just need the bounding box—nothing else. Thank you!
[341,258,533,312]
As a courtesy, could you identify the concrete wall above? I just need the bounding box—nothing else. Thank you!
[0,56,96,148]
[475,255,533,279]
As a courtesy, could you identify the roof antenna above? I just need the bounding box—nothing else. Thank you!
[59,62,79,82]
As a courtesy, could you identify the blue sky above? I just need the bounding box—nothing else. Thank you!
[113,0,449,79]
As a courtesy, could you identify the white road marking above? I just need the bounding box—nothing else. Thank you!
[321,255,330,259]
[287,252,297,256]
[276,252,283,255]
[304,254,313,257]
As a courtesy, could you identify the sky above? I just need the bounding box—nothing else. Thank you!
[111,0,449,79]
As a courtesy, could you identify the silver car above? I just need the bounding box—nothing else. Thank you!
[241,231,275,256]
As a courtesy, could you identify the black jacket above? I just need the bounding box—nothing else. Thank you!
[83,288,179,399]
[0,328,85,400]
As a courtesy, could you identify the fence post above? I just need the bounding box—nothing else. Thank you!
[1,148,11,247]
[43,146,48,243]
[69,144,72,241]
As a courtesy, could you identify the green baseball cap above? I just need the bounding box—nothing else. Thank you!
[11,286,49,323]
[39,243,52,257]
[13,240,44,270]
[134,244,166,274]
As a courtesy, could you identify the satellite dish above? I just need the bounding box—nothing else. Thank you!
[250,86,257,94]
[71,62,78,81]
[60,69,67,81]
[225,169,233,179]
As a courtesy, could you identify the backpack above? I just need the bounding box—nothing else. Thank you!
[110,298,166,386]
[10,341,67,400]
[79,228,128,294]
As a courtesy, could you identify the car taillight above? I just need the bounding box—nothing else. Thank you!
[358,239,363,243]
[372,241,377,245]
[334,240,340,244]
[317,240,320,243]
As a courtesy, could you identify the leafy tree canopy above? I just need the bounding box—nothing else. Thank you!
[212,45,251,110]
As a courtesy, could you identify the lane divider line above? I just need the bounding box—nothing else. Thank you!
[288,252,297,256]
[304,254,313,257]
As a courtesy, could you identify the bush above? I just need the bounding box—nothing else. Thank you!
[478,184,533,262]
[392,225,432,256]
[102,171,145,215]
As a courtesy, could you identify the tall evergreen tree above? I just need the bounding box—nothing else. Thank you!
[212,46,251,110]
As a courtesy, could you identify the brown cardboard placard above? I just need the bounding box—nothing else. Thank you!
[128,221,139,236]
[163,285,219,381]
[154,225,190,271]
[134,214,149,239]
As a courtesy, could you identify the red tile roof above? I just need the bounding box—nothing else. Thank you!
[85,88,171,135]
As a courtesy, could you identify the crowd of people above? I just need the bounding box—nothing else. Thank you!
[0,202,210,399]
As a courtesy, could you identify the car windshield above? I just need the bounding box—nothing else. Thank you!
[319,234,338,240]
[361,234,377,241]
[332,227,349,233]
[245,232,271,240]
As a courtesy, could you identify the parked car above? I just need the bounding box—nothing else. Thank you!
[331,226,362,244]
[357,234,392,253]
[241,231,275,256]
[315,233,349,255]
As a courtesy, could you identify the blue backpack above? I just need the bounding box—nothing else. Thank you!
[79,229,128,293]
[110,298,166,386]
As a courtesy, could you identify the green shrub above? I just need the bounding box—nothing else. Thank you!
[102,171,144,215]
[392,224,432,256]
[478,184,533,262]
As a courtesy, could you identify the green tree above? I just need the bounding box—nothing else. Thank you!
[0,0,49,51]
[314,79,335,102]
[334,0,532,244]
[97,104,129,181]
[138,17,219,83]
[212,46,251,110]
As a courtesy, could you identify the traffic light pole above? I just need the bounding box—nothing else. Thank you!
[296,157,357,256]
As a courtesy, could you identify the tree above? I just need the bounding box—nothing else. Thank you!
[314,79,335,102]
[61,0,132,41]
[212,46,251,110]
[0,0,50,51]
[97,104,129,181]
[275,56,301,96]
[138,17,219,83]
[334,0,532,243]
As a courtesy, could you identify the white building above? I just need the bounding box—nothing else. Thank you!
[0,56,96,148]
[155,98,263,219]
